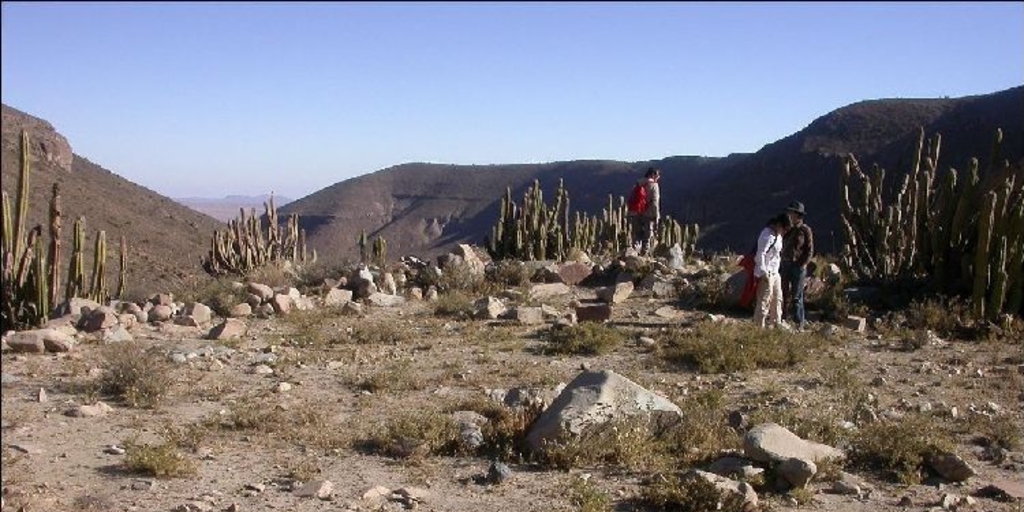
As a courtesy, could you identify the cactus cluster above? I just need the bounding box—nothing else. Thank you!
[485,179,698,261]
[202,196,315,276]
[2,131,125,329]
[840,128,1024,319]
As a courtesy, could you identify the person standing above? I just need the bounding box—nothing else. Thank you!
[753,214,791,328]
[781,201,814,330]
[628,167,661,256]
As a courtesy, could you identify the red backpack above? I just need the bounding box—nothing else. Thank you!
[627,181,648,214]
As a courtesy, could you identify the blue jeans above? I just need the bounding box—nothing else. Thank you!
[781,262,806,327]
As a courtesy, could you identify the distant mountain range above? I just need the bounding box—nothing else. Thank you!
[280,86,1023,260]
[174,195,293,222]
[3,85,1021,291]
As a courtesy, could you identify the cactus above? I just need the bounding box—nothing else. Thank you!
[485,179,698,261]
[202,193,309,276]
[358,230,368,264]
[117,235,128,299]
[841,128,1024,318]
[372,236,387,267]
[89,230,107,303]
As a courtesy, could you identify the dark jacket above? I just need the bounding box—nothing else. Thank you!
[782,223,814,267]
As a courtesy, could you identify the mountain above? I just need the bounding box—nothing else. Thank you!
[1,104,224,298]
[282,86,1024,261]
[175,194,293,222]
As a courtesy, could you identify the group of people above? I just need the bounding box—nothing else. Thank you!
[749,202,814,330]
[627,167,814,330]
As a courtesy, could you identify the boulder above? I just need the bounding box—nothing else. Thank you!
[515,307,545,325]
[81,306,119,332]
[294,480,333,500]
[366,293,405,307]
[453,244,486,278]
[229,303,252,317]
[148,305,173,323]
[380,272,398,295]
[53,297,102,317]
[208,319,247,340]
[247,283,274,302]
[270,294,293,315]
[103,325,134,344]
[685,469,758,508]
[6,331,46,353]
[667,243,686,270]
[708,456,765,479]
[575,304,612,322]
[293,296,316,311]
[529,283,571,302]
[778,457,817,488]
[556,262,593,286]
[65,401,113,418]
[149,293,174,307]
[928,452,976,482]
[185,302,212,325]
[526,370,682,452]
[473,296,506,320]
[341,301,364,316]
[743,423,844,463]
[597,281,634,304]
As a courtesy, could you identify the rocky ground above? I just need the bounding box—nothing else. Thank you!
[2,249,1022,512]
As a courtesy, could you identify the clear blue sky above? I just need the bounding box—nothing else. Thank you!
[3,2,1022,199]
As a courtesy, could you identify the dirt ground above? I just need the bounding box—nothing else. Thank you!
[2,286,1022,512]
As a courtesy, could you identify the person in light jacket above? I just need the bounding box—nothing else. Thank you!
[753,214,792,328]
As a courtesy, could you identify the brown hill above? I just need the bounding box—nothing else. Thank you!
[283,86,1023,261]
[1,104,224,299]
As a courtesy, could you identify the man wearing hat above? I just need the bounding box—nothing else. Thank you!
[781,201,814,330]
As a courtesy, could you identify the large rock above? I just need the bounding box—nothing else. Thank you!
[667,243,686,270]
[103,325,134,344]
[453,244,486,278]
[247,283,274,302]
[148,305,173,323]
[324,288,353,307]
[778,457,817,488]
[529,283,571,302]
[575,304,612,322]
[351,267,378,299]
[54,297,102,317]
[6,331,46,353]
[473,296,506,320]
[149,293,174,307]
[556,262,593,286]
[185,302,212,325]
[366,293,405,307]
[208,319,247,340]
[597,281,634,304]
[229,303,252,317]
[81,306,119,332]
[685,469,759,508]
[526,370,682,452]
[515,307,545,325]
[743,423,844,463]
[270,294,293,315]
[928,452,976,482]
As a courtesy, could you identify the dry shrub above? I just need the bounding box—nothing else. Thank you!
[848,414,954,484]
[358,359,425,394]
[350,321,412,345]
[99,342,173,408]
[188,277,249,317]
[905,296,969,335]
[545,323,626,356]
[362,409,460,460]
[569,477,612,512]
[639,472,746,512]
[658,321,824,374]
[123,434,196,478]
[433,291,476,318]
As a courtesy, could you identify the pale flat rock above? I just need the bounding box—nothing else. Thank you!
[686,469,759,508]
[529,283,571,301]
[743,423,844,463]
[526,370,681,452]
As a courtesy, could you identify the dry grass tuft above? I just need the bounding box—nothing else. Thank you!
[658,321,825,374]
[99,342,174,408]
[545,323,626,356]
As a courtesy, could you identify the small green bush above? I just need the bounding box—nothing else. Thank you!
[569,477,612,512]
[848,414,954,484]
[639,472,746,512]
[123,437,196,478]
[658,321,825,374]
[433,291,476,318]
[364,410,460,460]
[545,323,626,356]
[99,342,173,408]
[349,321,411,345]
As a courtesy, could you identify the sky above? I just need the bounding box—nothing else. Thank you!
[2,2,1023,200]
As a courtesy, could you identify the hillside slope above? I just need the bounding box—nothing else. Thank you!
[283,86,1023,260]
[1,104,224,298]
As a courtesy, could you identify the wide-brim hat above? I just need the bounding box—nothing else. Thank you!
[786,201,806,216]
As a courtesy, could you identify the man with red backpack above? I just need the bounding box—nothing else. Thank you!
[628,167,661,256]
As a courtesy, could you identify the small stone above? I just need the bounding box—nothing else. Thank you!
[66,401,114,418]
[486,461,512,485]
[844,315,867,333]
[244,483,265,493]
[37,387,48,403]
[105,444,126,455]
[575,304,612,322]
[831,480,860,496]
[294,480,333,500]
[637,336,656,348]
[251,365,274,375]
[928,452,976,482]
[897,496,913,507]
[276,382,292,393]
[778,457,817,488]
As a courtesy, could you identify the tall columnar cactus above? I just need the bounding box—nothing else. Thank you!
[202,194,310,276]
[117,235,128,299]
[358,230,369,264]
[485,178,699,261]
[1,131,120,329]
[372,236,387,268]
[840,128,1024,319]
[89,230,107,303]
[67,217,86,302]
